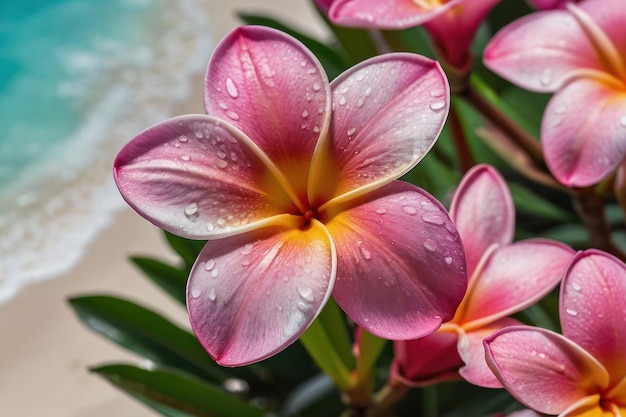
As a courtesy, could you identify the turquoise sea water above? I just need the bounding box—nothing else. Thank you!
[0,0,212,302]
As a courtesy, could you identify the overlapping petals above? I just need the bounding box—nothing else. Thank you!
[484,0,626,186]
[115,25,467,366]
[323,0,500,69]
[486,249,626,416]
[392,165,573,387]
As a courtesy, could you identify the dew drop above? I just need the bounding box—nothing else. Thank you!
[297,287,315,303]
[421,213,446,225]
[365,86,372,97]
[225,77,239,98]
[347,127,356,136]
[357,98,364,108]
[429,100,446,111]
[191,288,202,299]
[402,205,418,215]
[312,82,321,91]
[538,352,547,359]
[184,202,198,216]
[194,130,203,139]
[301,109,309,118]
[571,282,582,291]
[565,308,578,316]
[181,154,191,161]
[360,246,372,260]
[241,244,254,255]
[217,150,227,159]
[216,159,228,169]
[241,259,250,266]
[375,208,386,214]
[338,96,346,106]
[211,268,219,278]
[208,287,217,301]
[205,259,216,271]
[218,102,229,110]
[217,218,226,226]
[445,256,453,265]
[178,136,189,142]
[226,110,240,120]
[423,240,436,252]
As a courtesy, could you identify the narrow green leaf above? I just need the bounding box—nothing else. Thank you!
[162,231,205,268]
[316,297,355,370]
[237,13,349,79]
[508,182,574,222]
[130,256,187,305]
[92,364,264,417]
[68,295,228,383]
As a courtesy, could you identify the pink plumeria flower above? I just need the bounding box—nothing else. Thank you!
[391,164,573,387]
[114,26,468,366]
[485,249,626,416]
[484,0,626,187]
[321,0,500,70]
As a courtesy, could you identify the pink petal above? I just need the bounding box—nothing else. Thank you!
[459,239,572,325]
[560,249,626,384]
[114,115,293,238]
[311,54,448,206]
[578,0,626,70]
[329,0,454,29]
[187,221,336,366]
[484,10,603,92]
[457,317,521,388]
[326,181,467,340]
[392,331,463,386]
[542,75,626,187]
[485,326,609,415]
[449,164,515,277]
[204,26,331,197]
[423,0,500,69]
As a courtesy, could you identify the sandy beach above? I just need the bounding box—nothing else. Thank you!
[0,2,326,416]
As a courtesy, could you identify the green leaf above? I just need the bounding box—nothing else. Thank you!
[508,182,574,222]
[92,364,264,417]
[237,13,349,79]
[68,295,228,384]
[163,231,205,268]
[130,256,188,305]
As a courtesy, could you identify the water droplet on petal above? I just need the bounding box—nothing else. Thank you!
[347,127,356,136]
[211,268,219,278]
[216,159,228,169]
[206,222,214,232]
[429,100,446,111]
[365,87,372,97]
[240,243,253,255]
[375,208,386,214]
[565,308,578,316]
[191,288,202,299]
[402,206,418,215]
[445,256,453,265]
[421,212,446,225]
[226,77,239,98]
[360,246,372,260]
[218,102,228,110]
[178,136,189,142]
[208,287,217,301]
[338,96,346,106]
[538,352,546,359]
[205,259,216,271]
[423,240,436,252]
[571,282,581,291]
[184,202,198,217]
[226,110,240,120]
[181,154,191,161]
[312,82,321,91]
[297,287,315,303]
[301,109,309,118]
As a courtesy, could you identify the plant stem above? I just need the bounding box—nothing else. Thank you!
[449,103,475,173]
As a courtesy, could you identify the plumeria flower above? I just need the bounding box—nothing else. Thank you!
[318,0,500,70]
[485,249,626,416]
[114,25,467,366]
[391,164,573,387]
[484,0,626,187]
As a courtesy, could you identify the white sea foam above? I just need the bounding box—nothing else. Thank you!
[0,0,213,304]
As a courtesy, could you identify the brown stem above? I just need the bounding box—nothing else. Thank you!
[459,84,545,168]
[573,187,626,261]
[449,103,475,173]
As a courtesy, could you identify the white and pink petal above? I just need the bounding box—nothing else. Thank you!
[542,75,626,187]
[485,326,609,415]
[114,115,293,239]
[449,164,515,277]
[312,54,448,206]
[560,249,626,383]
[187,221,336,366]
[204,26,331,197]
[325,181,467,340]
